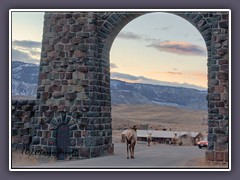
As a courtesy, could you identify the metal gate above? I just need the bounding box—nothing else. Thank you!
[56,123,69,160]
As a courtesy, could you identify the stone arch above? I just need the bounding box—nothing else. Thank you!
[50,112,77,130]
[97,12,211,63]
[33,11,229,163]
[96,11,229,163]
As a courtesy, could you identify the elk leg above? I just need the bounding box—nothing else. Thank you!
[129,143,132,158]
[126,142,129,159]
[131,144,135,159]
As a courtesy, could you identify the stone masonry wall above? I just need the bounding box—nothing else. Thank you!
[12,100,36,151]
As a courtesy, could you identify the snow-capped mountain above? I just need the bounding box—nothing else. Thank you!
[12,79,38,97]
[111,72,207,91]
[11,61,207,110]
[12,61,39,97]
[12,61,39,84]
[111,80,207,110]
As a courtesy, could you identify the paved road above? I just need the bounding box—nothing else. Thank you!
[14,141,206,169]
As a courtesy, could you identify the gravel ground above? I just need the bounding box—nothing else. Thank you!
[12,136,228,170]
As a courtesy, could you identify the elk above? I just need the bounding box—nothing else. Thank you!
[125,125,138,159]
[147,129,153,147]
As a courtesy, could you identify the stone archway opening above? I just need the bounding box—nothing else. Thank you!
[109,12,208,136]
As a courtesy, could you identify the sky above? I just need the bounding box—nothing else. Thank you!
[11,11,208,89]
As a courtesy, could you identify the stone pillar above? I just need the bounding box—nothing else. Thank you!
[206,12,229,163]
[33,12,114,159]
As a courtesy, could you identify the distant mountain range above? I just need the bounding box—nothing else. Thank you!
[111,80,207,110]
[11,61,207,110]
[111,72,207,91]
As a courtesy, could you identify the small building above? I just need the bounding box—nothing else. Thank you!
[178,132,203,146]
[121,130,204,146]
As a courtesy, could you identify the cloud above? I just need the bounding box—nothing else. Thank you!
[166,71,183,75]
[12,48,40,64]
[143,38,163,42]
[12,40,41,49]
[110,63,118,69]
[29,50,41,57]
[147,71,183,76]
[12,49,31,60]
[161,26,171,31]
[146,41,207,57]
[11,40,41,64]
[111,72,139,81]
[117,31,142,40]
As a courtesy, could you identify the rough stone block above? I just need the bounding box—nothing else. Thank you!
[85,137,96,147]
[32,136,40,145]
[74,131,82,138]
[214,127,228,134]
[104,137,111,144]
[96,137,104,146]
[208,121,219,128]
[74,50,84,58]
[219,120,228,127]
[22,135,31,144]
[67,18,75,24]
[215,101,225,107]
[11,127,18,136]
[53,92,65,99]
[12,135,22,144]
[206,150,214,161]
[19,128,29,136]
[217,134,228,143]
[220,64,228,72]
[71,24,82,32]
[219,21,228,28]
[41,138,48,145]
[41,92,49,100]
[90,147,100,158]
[42,146,52,156]
[220,107,228,114]
[44,110,54,118]
[15,110,25,118]
[69,124,78,130]
[70,138,76,146]
[77,138,84,146]
[79,147,90,158]
[71,147,80,157]
[217,48,228,56]
[43,131,51,138]
[215,151,224,161]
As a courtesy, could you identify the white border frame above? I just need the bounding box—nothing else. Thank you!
[9,9,231,172]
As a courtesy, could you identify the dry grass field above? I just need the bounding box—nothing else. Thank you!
[12,151,56,166]
[112,104,208,133]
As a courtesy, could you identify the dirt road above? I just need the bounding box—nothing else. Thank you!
[13,141,208,169]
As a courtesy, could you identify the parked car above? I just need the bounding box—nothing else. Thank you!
[197,138,208,149]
